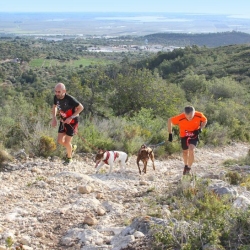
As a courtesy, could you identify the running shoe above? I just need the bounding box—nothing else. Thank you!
[72,144,77,157]
[63,158,73,165]
[183,165,191,175]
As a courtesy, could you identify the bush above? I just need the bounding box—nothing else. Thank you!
[38,135,56,157]
[5,124,27,149]
[225,171,242,185]
[164,141,182,156]
[240,176,250,191]
[78,114,167,155]
[149,178,250,249]
[224,210,250,248]
[208,77,246,100]
[202,122,230,146]
[77,119,116,152]
[222,153,250,190]
[0,144,13,167]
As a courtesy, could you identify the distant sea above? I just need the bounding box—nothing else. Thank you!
[1,12,250,37]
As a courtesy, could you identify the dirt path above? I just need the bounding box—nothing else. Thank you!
[0,142,249,250]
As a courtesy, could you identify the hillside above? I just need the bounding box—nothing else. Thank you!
[1,39,250,162]
[1,30,250,250]
[0,142,249,249]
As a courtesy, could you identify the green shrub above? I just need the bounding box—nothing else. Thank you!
[123,136,145,155]
[149,178,250,249]
[78,119,116,152]
[162,140,182,156]
[240,175,250,191]
[38,135,56,157]
[5,124,27,149]
[153,145,166,158]
[225,171,242,185]
[223,210,250,248]
[223,158,238,167]
[124,124,143,140]
[78,114,167,155]
[5,236,14,249]
[202,122,230,146]
[144,197,162,218]
[151,222,226,250]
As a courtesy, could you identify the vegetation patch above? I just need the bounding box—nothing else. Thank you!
[144,178,250,249]
[1,38,250,156]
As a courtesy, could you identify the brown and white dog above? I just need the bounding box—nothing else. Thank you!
[94,149,128,175]
[136,144,155,174]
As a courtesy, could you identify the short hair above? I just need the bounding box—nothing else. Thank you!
[184,106,195,114]
[55,82,66,90]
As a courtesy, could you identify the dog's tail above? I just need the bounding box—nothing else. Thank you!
[125,154,129,163]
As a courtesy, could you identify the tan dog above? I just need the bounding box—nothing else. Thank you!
[136,144,155,174]
[94,149,128,175]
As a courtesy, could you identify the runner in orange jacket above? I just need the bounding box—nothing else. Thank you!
[168,106,207,175]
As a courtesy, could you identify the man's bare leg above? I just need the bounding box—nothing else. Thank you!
[182,149,188,166]
[187,144,195,168]
[57,133,73,158]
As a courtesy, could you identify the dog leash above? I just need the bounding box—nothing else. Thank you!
[147,141,166,149]
[65,122,99,151]
[147,139,180,149]
[149,141,166,147]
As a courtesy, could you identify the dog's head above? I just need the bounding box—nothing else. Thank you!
[138,145,153,158]
[94,149,105,167]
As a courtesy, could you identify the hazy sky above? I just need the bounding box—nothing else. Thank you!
[1,0,250,15]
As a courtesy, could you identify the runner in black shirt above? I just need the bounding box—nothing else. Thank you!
[51,83,84,165]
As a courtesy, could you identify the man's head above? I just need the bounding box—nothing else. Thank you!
[184,106,195,120]
[54,83,66,99]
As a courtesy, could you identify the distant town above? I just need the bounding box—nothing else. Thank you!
[86,44,180,53]
[33,35,182,53]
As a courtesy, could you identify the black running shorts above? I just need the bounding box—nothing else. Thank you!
[58,121,78,136]
[181,136,199,150]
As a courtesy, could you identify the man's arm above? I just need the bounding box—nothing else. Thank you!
[200,120,207,130]
[52,104,57,118]
[168,118,173,134]
[51,104,58,127]
[70,103,84,118]
[64,103,84,124]
[167,118,173,142]
[194,119,207,135]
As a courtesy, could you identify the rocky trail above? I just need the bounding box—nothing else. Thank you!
[0,142,249,250]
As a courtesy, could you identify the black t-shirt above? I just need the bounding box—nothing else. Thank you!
[54,94,80,120]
